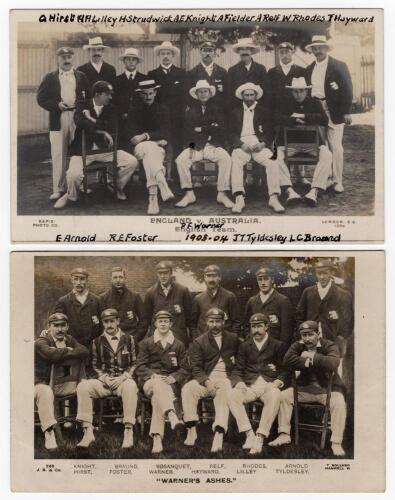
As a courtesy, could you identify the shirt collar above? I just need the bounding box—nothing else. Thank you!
[161,64,173,71]
[315,56,329,67]
[259,288,274,301]
[253,333,269,348]
[317,279,332,293]
[202,61,214,72]
[153,329,175,346]
[243,101,257,112]
[280,61,293,71]
[104,329,121,344]
[125,69,136,79]
[50,333,66,346]
[73,289,89,299]
[93,98,104,112]
[59,68,75,76]
[91,60,103,72]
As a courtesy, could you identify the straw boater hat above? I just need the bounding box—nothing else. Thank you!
[305,35,332,52]
[83,36,107,50]
[153,41,180,57]
[232,37,260,55]
[285,77,312,90]
[135,80,161,92]
[189,79,216,100]
[119,47,144,62]
[235,82,263,100]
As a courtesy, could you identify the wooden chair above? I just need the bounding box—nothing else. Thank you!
[284,125,321,184]
[95,395,123,431]
[292,371,333,449]
[191,159,218,187]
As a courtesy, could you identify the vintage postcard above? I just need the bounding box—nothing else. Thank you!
[10,8,383,243]
[11,251,385,492]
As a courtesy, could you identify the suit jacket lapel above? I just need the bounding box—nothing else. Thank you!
[115,334,128,354]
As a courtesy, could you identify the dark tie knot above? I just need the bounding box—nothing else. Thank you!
[111,336,118,341]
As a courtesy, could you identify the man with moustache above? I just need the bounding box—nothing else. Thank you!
[99,266,146,342]
[227,314,287,454]
[143,260,193,346]
[136,310,187,454]
[269,321,347,457]
[182,308,239,452]
[37,47,90,202]
[243,265,294,346]
[191,265,241,339]
[35,313,89,450]
[76,308,138,449]
[77,37,116,89]
[52,268,102,347]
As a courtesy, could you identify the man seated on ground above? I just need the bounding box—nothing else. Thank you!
[76,308,138,449]
[175,80,234,210]
[228,313,287,454]
[275,77,333,207]
[135,311,187,454]
[229,82,301,214]
[125,79,175,215]
[182,308,239,453]
[269,320,347,457]
[54,81,138,209]
[35,313,89,450]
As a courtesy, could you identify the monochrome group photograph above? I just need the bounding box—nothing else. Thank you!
[14,13,378,219]
[32,254,355,460]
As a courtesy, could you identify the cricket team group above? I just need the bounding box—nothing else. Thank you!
[36,33,353,214]
[35,259,353,457]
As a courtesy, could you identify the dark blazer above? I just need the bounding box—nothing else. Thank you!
[113,71,147,116]
[275,94,328,146]
[69,98,117,155]
[186,63,228,110]
[230,335,288,387]
[88,330,137,379]
[228,59,267,102]
[99,287,147,342]
[189,329,239,385]
[266,64,306,107]
[53,291,102,347]
[229,101,275,150]
[143,281,193,346]
[183,100,226,150]
[36,69,90,131]
[306,56,353,124]
[148,65,186,120]
[296,282,354,345]
[125,100,170,144]
[135,335,187,388]
[191,286,241,338]
[35,332,89,385]
[283,338,345,394]
[243,289,294,346]
[77,61,116,89]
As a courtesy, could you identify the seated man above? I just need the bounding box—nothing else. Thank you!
[135,310,187,454]
[125,79,175,215]
[275,77,333,207]
[269,320,347,457]
[54,80,138,209]
[182,308,239,452]
[76,308,138,449]
[175,80,234,209]
[228,313,287,454]
[230,82,300,214]
[35,313,89,450]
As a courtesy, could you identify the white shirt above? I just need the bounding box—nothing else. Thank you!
[104,329,121,351]
[91,61,103,74]
[59,69,76,107]
[280,61,293,76]
[153,330,175,349]
[253,333,269,351]
[211,334,227,375]
[244,61,252,72]
[125,69,137,80]
[240,102,258,146]
[160,284,171,297]
[317,279,332,300]
[202,62,214,77]
[51,334,66,349]
[259,288,274,305]
[73,289,88,305]
[93,99,104,117]
[161,64,173,73]
[311,56,329,99]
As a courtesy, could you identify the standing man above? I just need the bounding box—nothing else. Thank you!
[52,267,101,347]
[148,41,186,173]
[182,308,239,452]
[228,38,267,105]
[76,308,138,449]
[295,259,353,357]
[125,79,175,215]
[243,265,294,346]
[99,266,146,342]
[191,264,241,339]
[305,35,353,193]
[35,313,89,450]
[37,47,90,201]
[186,41,228,112]
[77,37,116,89]
[135,311,187,454]
[228,313,287,454]
[143,260,193,346]
[269,321,347,457]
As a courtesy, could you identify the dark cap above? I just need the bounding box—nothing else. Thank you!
[154,310,173,320]
[92,80,114,95]
[200,41,217,50]
[206,307,225,319]
[314,259,335,271]
[101,308,119,320]
[249,313,270,325]
[48,313,68,324]
[155,260,173,272]
[70,267,89,278]
[255,266,273,278]
[299,320,319,333]
[56,46,74,56]
[203,264,221,275]
[277,42,295,51]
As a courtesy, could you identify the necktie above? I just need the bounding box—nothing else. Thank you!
[111,336,118,341]
[202,105,206,115]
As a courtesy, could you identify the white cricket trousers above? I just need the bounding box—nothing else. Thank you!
[49,110,76,193]
[322,100,345,185]
[134,141,167,188]
[143,377,177,438]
